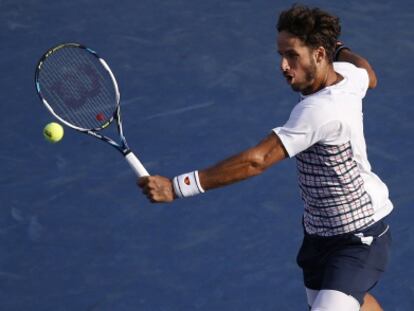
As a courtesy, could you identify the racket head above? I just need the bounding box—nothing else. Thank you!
[35,43,120,131]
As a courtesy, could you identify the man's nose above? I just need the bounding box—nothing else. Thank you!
[280,57,289,72]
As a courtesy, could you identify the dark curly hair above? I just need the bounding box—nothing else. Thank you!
[277,5,341,63]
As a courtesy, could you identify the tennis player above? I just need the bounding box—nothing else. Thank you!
[138,5,393,311]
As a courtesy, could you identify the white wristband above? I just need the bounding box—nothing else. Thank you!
[173,171,205,198]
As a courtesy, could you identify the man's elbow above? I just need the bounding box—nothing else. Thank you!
[368,70,378,89]
[248,148,284,174]
[363,61,377,89]
[249,156,268,175]
[247,133,288,175]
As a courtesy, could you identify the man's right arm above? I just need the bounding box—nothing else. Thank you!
[138,132,288,203]
[336,48,378,89]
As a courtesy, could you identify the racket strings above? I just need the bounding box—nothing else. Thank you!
[38,46,118,130]
[49,48,114,122]
[46,52,95,127]
[40,71,96,130]
[47,48,114,128]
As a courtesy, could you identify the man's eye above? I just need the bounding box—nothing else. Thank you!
[278,51,299,60]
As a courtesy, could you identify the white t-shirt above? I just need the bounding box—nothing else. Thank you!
[273,62,393,236]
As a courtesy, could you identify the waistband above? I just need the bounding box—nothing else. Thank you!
[303,218,390,242]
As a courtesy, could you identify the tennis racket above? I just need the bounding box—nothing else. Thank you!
[35,43,149,177]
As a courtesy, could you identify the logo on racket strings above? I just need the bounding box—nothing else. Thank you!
[50,63,102,109]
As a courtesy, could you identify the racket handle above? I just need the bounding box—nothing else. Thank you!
[125,152,150,177]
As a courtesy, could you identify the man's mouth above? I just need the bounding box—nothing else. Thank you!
[284,74,293,83]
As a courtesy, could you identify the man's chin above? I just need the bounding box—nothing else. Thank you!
[290,84,302,92]
[290,82,313,94]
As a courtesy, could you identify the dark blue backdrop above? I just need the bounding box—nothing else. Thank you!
[1,0,413,310]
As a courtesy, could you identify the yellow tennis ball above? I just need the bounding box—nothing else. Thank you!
[43,122,64,143]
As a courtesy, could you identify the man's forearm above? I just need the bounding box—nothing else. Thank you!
[199,150,266,191]
[199,133,288,191]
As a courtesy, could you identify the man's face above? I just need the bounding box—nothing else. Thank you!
[277,30,318,94]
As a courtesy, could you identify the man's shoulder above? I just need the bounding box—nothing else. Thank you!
[333,61,358,73]
[333,62,370,98]
[334,62,369,81]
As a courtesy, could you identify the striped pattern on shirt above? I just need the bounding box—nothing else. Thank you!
[296,142,375,236]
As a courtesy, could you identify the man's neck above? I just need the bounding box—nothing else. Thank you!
[303,64,342,95]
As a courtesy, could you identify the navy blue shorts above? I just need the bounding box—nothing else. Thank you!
[296,219,392,305]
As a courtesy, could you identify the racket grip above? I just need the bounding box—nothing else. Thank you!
[125,152,150,177]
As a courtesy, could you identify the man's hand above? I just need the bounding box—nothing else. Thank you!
[138,176,176,203]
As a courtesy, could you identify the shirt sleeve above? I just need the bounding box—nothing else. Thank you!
[273,99,346,158]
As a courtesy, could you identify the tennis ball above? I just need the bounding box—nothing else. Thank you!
[43,122,64,143]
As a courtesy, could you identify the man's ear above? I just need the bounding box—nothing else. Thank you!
[314,46,327,64]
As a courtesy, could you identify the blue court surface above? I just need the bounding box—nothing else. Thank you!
[1,0,413,310]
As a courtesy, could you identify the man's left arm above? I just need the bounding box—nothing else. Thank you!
[138,132,288,203]
[335,46,378,89]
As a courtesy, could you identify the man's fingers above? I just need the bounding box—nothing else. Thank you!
[137,176,150,188]
[136,175,174,203]
[138,177,159,200]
